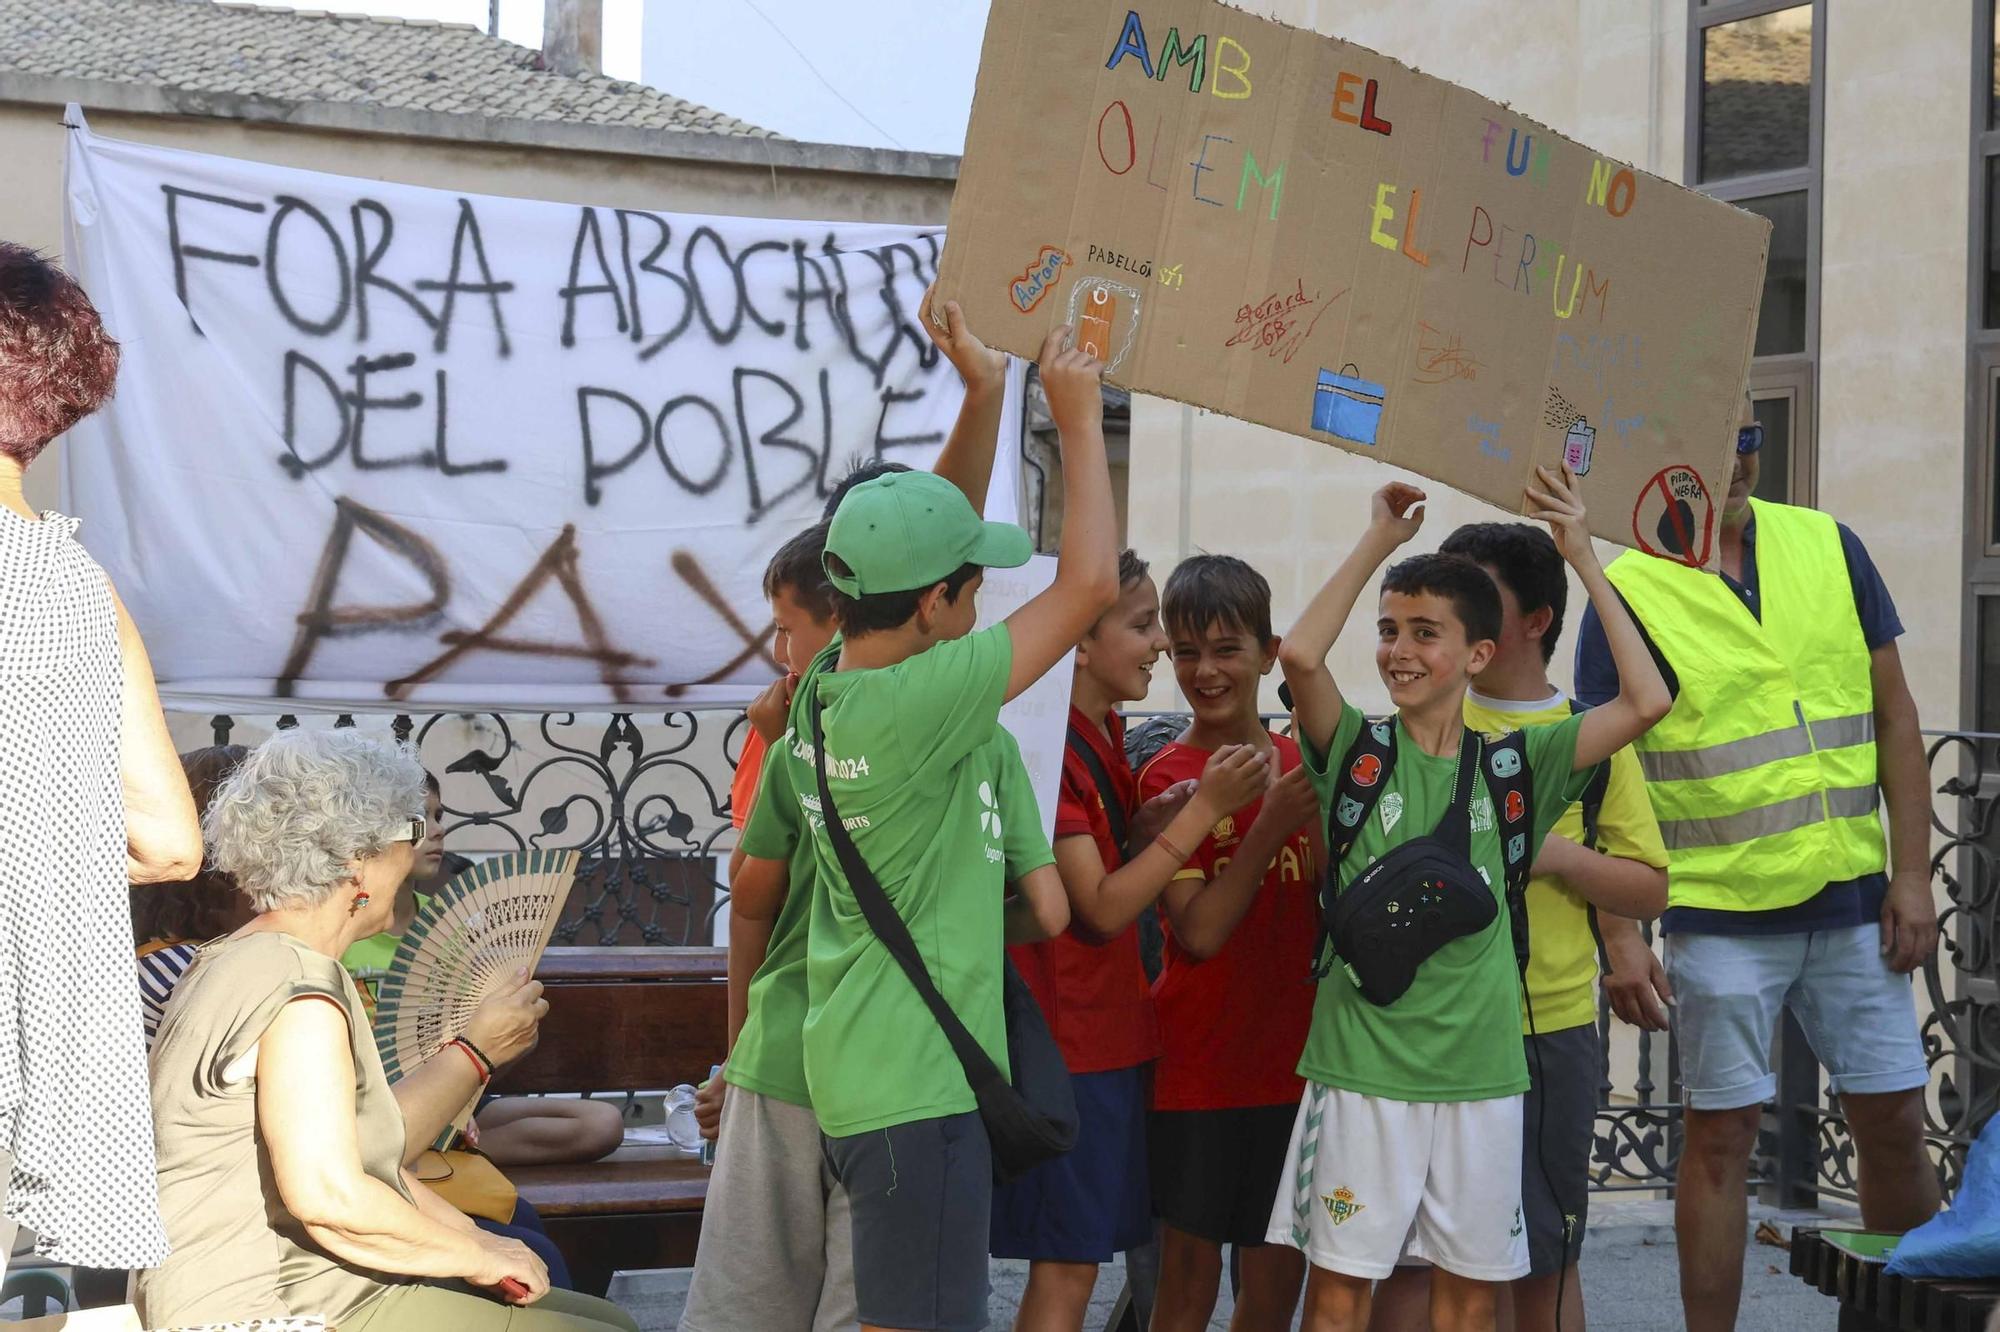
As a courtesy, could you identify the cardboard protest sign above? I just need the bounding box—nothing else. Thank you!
[936,0,1771,564]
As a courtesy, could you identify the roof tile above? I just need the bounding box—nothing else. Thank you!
[0,0,775,137]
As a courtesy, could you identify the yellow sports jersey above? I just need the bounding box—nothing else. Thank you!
[1463,689,1668,1034]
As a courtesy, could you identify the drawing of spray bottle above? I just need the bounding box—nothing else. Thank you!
[1563,419,1596,477]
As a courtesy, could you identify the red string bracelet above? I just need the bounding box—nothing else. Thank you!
[451,1038,491,1082]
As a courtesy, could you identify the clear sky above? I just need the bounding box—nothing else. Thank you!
[238,0,647,82]
[239,0,985,152]
[638,0,988,152]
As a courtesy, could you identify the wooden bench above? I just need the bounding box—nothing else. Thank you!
[1791,1227,2000,1332]
[496,946,727,1296]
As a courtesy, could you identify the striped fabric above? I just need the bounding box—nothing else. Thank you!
[136,942,199,1052]
[1291,1082,1328,1247]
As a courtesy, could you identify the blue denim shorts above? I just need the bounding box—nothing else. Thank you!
[990,1064,1151,1263]
[1664,923,1926,1111]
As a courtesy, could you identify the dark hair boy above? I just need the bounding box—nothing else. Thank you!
[1366,522,1669,1331]
[1139,553,1320,1330]
[687,294,1019,1332]
[1269,472,1669,1332]
[725,314,1120,1332]
[995,549,1267,1330]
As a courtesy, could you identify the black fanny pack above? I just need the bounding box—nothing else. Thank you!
[1313,721,1537,1006]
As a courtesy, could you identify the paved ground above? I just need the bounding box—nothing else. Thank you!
[607,1199,1851,1330]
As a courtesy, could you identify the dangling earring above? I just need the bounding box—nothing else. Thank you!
[349,892,371,916]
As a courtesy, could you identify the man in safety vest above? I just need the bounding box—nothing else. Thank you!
[1573,400,1940,1332]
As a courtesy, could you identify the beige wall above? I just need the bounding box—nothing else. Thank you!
[0,99,954,512]
[1815,1,1972,731]
[1129,0,1691,717]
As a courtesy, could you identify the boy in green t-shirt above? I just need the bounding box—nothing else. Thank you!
[681,294,1027,1332]
[724,320,1123,1332]
[1270,470,1669,1332]
[1368,522,1669,1331]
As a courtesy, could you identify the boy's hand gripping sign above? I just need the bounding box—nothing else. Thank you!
[935,0,1772,566]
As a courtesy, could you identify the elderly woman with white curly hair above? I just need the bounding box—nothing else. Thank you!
[137,727,639,1332]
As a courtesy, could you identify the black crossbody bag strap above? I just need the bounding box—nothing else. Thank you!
[1066,723,1130,854]
[809,694,1008,1096]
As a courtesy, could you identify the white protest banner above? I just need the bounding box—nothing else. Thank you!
[979,555,1069,843]
[59,113,1024,713]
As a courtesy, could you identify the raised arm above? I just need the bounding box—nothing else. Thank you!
[1526,465,1671,771]
[112,586,201,883]
[1277,483,1427,755]
[1057,747,1269,940]
[999,326,1120,700]
[922,289,1010,512]
[258,997,548,1299]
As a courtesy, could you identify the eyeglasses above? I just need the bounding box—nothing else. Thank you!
[1737,422,1765,455]
[387,817,426,845]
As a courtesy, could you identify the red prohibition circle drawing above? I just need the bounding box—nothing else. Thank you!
[1632,464,1715,567]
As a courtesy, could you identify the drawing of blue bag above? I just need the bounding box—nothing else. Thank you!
[1313,364,1386,445]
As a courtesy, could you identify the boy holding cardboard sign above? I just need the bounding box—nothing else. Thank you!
[1270,469,1669,1332]
[729,320,1120,1332]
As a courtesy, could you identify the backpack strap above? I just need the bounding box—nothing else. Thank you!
[1310,716,1400,978]
[1483,728,1536,974]
[1065,723,1130,856]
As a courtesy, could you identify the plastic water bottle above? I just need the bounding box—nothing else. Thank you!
[664,1084,703,1154]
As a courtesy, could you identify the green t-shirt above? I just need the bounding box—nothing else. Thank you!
[732,643,840,1106]
[340,898,428,1014]
[793,624,1057,1136]
[1299,703,1593,1102]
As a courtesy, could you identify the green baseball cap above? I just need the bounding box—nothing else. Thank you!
[823,470,1032,596]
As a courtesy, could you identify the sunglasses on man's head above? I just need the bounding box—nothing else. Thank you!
[1737,422,1765,455]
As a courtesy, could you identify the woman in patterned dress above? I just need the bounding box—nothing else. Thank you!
[0,241,201,1275]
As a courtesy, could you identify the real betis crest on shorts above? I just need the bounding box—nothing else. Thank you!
[1322,1187,1366,1226]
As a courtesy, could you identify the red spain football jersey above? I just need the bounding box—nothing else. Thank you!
[1138,733,1318,1110]
[1008,708,1161,1074]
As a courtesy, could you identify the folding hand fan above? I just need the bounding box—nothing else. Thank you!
[374,848,580,1148]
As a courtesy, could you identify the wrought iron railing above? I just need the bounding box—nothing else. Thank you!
[194,709,1998,1203]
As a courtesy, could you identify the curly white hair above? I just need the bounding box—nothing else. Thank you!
[203,728,426,913]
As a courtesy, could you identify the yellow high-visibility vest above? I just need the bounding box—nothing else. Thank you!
[1603,499,1886,911]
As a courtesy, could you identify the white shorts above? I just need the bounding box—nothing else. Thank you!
[1264,1082,1529,1282]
